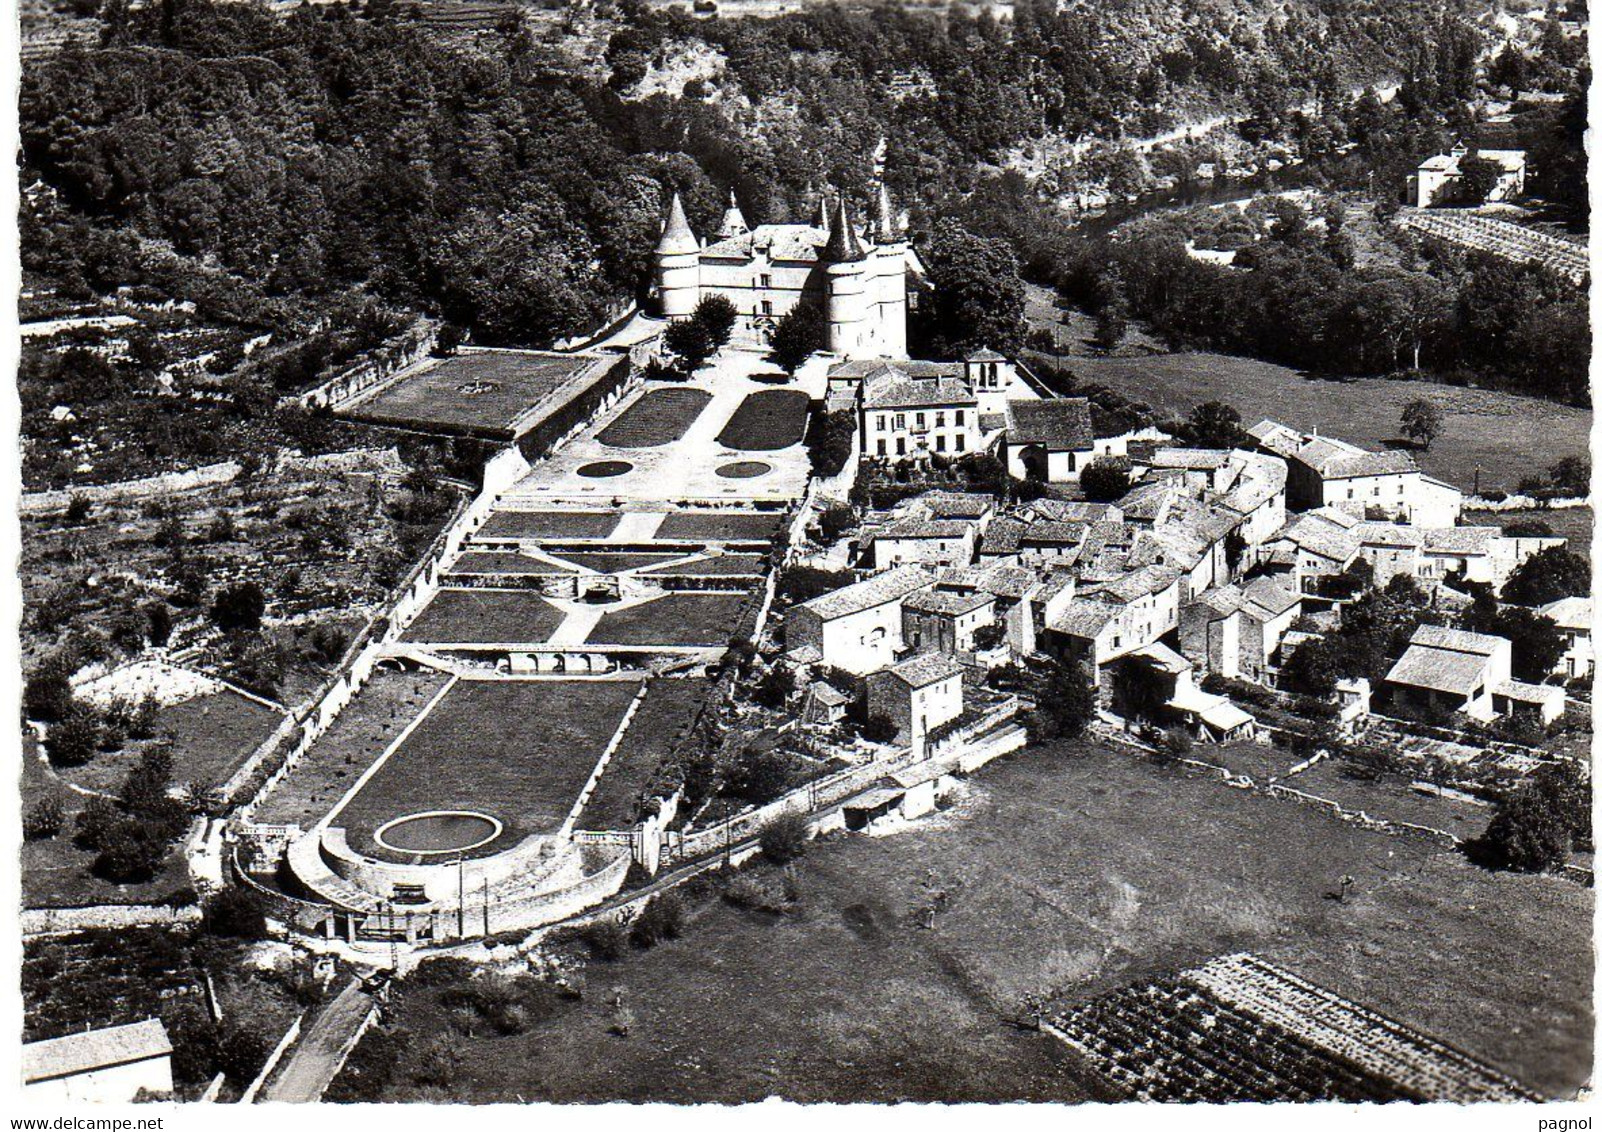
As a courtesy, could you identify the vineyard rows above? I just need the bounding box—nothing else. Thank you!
[1398,209,1588,285]
[1046,953,1538,1103]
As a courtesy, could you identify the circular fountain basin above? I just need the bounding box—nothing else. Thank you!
[577,460,633,478]
[374,811,504,855]
[716,460,772,479]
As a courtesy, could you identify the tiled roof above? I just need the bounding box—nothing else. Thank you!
[904,587,993,616]
[1150,447,1233,470]
[701,222,829,263]
[797,565,932,620]
[1410,624,1507,655]
[879,518,974,540]
[1385,644,1495,696]
[1539,596,1591,630]
[885,652,964,688]
[1020,520,1088,547]
[1026,500,1120,524]
[1004,398,1094,451]
[863,372,977,410]
[23,1020,172,1083]
[830,358,960,381]
[937,565,1039,600]
[1048,600,1118,638]
[1321,450,1419,479]
[1494,678,1565,706]
[912,491,996,520]
[1241,576,1301,618]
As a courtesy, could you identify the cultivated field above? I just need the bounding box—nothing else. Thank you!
[253,668,453,828]
[585,592,753,647]
[331,678,642,856]
[345,744,1591,1101]
[641,553,767,578]
[578,677,711,831]
[597,388,713,448]
[549,551,692,574]
[475,510,621,541]
[1043,351,1590,495]
[655,510,784,543]
[716,389,813,451]
[446,551,576,577]
[399,589,568,645]
[348,352,599,438]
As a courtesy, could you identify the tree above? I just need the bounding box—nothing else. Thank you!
[211,583,266,633]
[1466,769,1580,873]
[1027,657,1096,743]
[23,797,64,841]
[692,294,738,349]
[1079,457,1131,503]
[203,887,267,939]
[752,664,795,709]
[1186,400,1246,449]
[47,707,101,768]
[1502,546,1591,606]
[629,892,683,948]
[1279,638,1343,698]
[1091,265,1129,350]
[1547,455,1590,496]
[769,302,826,376]
[1455,152,1506,205]
[759,811,810,864]
[915,219,1026,357]
[1399,398,1443,450]
[663,318,715,375]
[434,323,466,356]
[724,745,798,804]
[24,658,76,722]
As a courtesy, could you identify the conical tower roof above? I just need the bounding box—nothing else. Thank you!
[822,197,866,263]
[813,191,832,230]
[717,189,749,238]
[873,181,901,243]
[655,191,699,256]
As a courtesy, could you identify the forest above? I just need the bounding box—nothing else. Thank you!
[17,0,1590,400]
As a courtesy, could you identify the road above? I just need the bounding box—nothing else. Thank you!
[258,976,377,1103]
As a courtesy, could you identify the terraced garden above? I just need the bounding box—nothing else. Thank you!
[716,388,812,451]
[578,677,711,831]
[475,510,620,541]
[597,388,713,448]
[399,589,568,645]
[331,678,643,857]
[654,510,783,543]
[585,592,754,647]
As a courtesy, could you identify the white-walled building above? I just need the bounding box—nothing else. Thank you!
[1540,596,1594,682]
[1414,145,1527,207]
[859,365,979,459]
[1001,398,1096,483]
[1178,576,1303,682]
[785,565,933,673]
[1383,624,1563,724]
[869,519,979,570]
[1248,419,1463,527]
[902,587,996,655]
[867,652,966,747]
[23,1020,173,1102]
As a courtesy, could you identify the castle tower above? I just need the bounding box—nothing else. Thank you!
[653,191,700,319]
[871,181,908,359]
[822,197,869,357]
[717,190,749,239]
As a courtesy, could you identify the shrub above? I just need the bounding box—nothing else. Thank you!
[1079,457,1131,503]
[858,712,899,743]
[24,659,76,723]
[216,1026,271,1086]
[47,707,101,768]
[23,797,64,841]
[580,919,628,961]
[411,957,478,987]
[64,495,91,523]
[758,811,810,864]
[211,582,266,633]
[203,887,267,939]
[629,892,683,949]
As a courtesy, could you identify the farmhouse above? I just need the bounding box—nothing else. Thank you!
[1178,576,1303,682]
[1043,564,1185,679]
[869,518,979,570]
[1383,624,1565,724]
[1247,419,1462,527]
[23,1019,173,1102]
[1539,596,1594,682]
[1001,397,1096,483]
[901,586,997,656]
[785,564,934,673]
[1413,145,1527,207]
[859,364,979,459]
[866,652,966,747]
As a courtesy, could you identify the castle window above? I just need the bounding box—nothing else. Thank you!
[915,412,926,429]
[935,412,946,427]
[896,438,906,456]
[760,273,772,288]
[955,435,966,452]
[936,435,947,452]
[761,300,772,316]
[955,410,964,426]
[877,439,887,456]
[877,415,886,431]
[894,413,905,430]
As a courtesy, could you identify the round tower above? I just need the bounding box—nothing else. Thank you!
[653,191,700,319]
[822,198,869,357]
[871,181,908,359]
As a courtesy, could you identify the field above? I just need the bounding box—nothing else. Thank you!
[56,689,285,798]
[550,551,692,574]
[1290,758,1493,840]
[585,592,752,647]
[253,668,453,828]
[596,388,713,448]
[641,553,766,577]
[475,510,620,541]
[347,744,1591,1101]
[331,678,642,856]
[1050,350,1590,495]
[578,677,711,831]
[715,389,813,451]
[348,352,599,438]
[400,589,568,645]
[655,510,784,543]
[1464,506,1594,559]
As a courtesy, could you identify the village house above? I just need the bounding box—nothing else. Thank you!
[1218,449,1289,557]
[859,363,979,459]
[1141,447,1241,493]
[785,564,933,674]
[1248,419,1463,527]
[1540,596,1594,682]
[978,516,1088,566]
[1349,522,1566,592]
[1383,624,1564,724]
[1042,563,1185,681]
[1113,642,1258,742]
[1413,145,1528,207]
[22,1019,173,1103]
[934,564,1044,654]
[866,652,966,749]
[901,586,997,655]
[1001,397,1096,483]
[1178,576,1303,682]
[868,518,978,570]
[1261,508,1363,592]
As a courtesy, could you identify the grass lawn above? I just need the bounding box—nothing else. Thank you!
[350,743,1590,1102]
[578,677,711,831]
[1053,350,1590,495]
[332,678,642,855]
[446,551,576,577]
[1463,506,1593,560]
[549,551,693,574]
[1289,758,1493,840]
[715,389,812,451]
[641,553,766,577]
[655,510,783,543]
[475,510,620,541]
[596,388,713,448]
[400,589,568,645]
[349,352,598,438]
[1201,740,1302,783]
[585,592,752,647]
[155,691,285,790]
[253,668,453,828]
